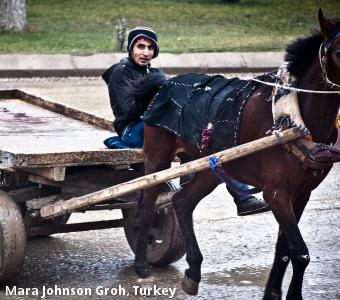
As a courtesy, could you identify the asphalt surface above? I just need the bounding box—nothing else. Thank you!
[0,77,339,300]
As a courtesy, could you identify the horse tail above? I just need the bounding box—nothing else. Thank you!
[133,71,168,106]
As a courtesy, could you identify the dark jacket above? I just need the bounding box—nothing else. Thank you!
[102,57,160,136]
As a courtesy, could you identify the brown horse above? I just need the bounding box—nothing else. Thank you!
[134,9,340,300]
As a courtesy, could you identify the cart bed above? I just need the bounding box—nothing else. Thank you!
[0,90,143,169]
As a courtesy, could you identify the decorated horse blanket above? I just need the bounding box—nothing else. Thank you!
[142,73,265,151]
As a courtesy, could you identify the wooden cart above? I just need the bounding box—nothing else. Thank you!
[0,89,185,283]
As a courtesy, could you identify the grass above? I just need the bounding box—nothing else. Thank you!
[0,0,339,54]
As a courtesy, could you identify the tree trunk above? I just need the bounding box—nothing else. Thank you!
[0,0,27,31]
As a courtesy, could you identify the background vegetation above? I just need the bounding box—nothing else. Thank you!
[0,0,339,54]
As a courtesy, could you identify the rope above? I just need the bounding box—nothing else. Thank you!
[253,34,340,95]
[251,78,340,94]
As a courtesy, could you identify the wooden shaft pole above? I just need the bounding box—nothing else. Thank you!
[40,128,302,218]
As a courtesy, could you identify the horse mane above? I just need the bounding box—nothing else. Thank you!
[284,30,324,77]
[285,18,340,76]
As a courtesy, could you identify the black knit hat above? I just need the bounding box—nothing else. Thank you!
[127,26,159,58]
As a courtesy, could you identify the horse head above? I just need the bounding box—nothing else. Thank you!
[284,10,340,144]
[318,8,340,88]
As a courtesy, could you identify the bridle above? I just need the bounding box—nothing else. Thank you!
[319,30,340,89]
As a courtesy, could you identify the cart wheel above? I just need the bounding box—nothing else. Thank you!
[123,181,185,266]
[0,190,26,283]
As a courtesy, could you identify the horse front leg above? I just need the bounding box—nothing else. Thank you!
[263,189,310,300]
[264,191,311,299]
[263,227,291,300]
[172,170,220,295]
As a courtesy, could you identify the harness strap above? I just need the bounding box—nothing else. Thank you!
[283,139,340,169]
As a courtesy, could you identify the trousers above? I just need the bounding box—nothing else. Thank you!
[104,120,144,149]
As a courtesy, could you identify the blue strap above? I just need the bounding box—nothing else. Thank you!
[208,154,232,182]
[208,154,261,194]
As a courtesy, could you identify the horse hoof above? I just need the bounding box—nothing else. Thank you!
[181,274,199,295]
[134,264,151,278]
[137,276,156,289]
[263,291,281,300]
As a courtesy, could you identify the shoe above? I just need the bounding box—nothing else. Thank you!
[103,136,129,149]
[236,196,271,216]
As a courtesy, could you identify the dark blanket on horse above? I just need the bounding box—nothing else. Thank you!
[142,73,263,151]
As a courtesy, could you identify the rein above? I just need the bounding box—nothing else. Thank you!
[251,78,340,94]
[252,31,340,94]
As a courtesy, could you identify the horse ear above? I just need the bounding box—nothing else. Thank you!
[318,8,334,37]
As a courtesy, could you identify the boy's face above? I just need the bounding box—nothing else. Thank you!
[131,38,155,66]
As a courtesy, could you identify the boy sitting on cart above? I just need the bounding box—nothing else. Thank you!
[102,26,269,216]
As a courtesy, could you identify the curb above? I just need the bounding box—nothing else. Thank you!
[0,52,284,77]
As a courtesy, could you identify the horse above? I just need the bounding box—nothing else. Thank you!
[134,9,340,300]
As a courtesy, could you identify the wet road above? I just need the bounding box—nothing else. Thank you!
[0,77,339,300]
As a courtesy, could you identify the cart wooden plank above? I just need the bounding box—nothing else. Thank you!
[0,89,113,130]
[19,166,66,181]
[0,92,143,168]
[40,127,303,218]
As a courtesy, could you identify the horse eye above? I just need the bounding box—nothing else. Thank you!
[336,51,340,59]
